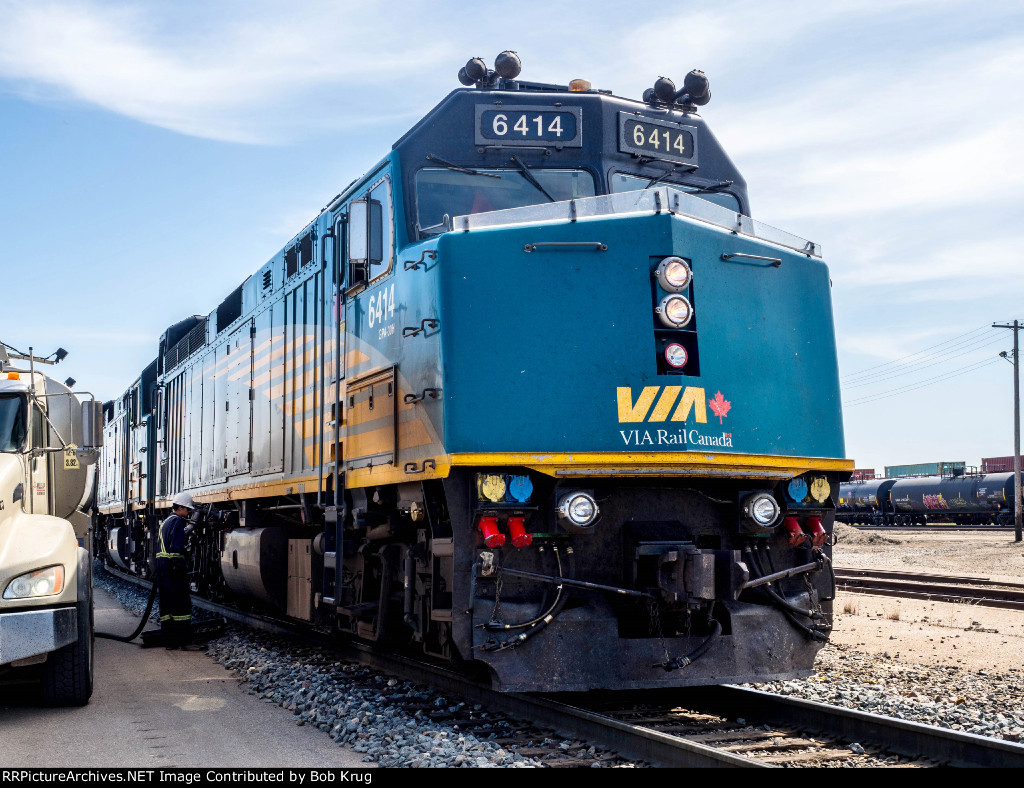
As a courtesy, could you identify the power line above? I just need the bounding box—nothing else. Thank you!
[841,325,997,383]
[842,334,1005,389]
[843,356,1001,407]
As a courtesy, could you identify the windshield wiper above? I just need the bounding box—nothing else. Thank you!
[509,155,555,202]
[645,168,734,194]
[645,168,677,189]
[687,180,734,194]
[426,154,501,178]
[643,162,699,187]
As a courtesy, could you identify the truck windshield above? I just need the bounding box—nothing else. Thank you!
[0,394,26,452]
[415,168,596,236]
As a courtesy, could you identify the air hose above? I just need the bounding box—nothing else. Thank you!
[482,546,574,652]
[656,617,722,671]
[485,545,564,631]
[95,579,159,643]
[744,545,831,640]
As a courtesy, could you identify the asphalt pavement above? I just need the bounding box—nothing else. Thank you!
[0,586,371,768]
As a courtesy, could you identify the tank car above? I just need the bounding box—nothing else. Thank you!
[94,55,852,691]
[840,472,1018,526]
[889,472,1017,525]
[836,478,897,525]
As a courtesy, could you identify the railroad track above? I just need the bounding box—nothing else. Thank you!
[842,524,1010,532]
[100,564,1024,767]
[834,568,1024,611]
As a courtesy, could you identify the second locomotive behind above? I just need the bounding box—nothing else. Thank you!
[94,55,852,692]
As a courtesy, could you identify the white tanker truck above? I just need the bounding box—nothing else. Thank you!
[0,344,101,705]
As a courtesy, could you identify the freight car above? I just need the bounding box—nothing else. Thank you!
[838,472,1018,526]
[94,55,852,692]
[836,478,897,525]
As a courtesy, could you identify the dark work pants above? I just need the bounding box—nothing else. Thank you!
[156,556,192,647]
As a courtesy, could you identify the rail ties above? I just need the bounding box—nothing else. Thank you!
[833,568,1024,610]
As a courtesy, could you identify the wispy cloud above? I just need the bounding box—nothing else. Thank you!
[0,0,455,143]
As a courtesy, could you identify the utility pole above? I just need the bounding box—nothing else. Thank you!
[995,320,1022,542]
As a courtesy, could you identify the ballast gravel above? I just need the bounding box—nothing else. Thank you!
[746,642,1024,742]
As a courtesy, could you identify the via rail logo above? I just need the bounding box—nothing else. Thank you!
[616,386,733,448]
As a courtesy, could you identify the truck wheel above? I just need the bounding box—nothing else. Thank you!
[41,589,94,706]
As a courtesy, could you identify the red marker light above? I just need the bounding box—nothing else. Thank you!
[664,343,688,369]
[507,516,532,548]
[477,515,505,548]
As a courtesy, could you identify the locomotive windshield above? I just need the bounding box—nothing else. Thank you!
[0,393,26,452]
[609,173,741,213]
[415,167,596,236]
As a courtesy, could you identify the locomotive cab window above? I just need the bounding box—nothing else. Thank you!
[610,172,741,213]
[348,176,393,288]
[415,168,596,237]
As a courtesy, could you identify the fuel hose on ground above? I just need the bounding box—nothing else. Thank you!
[95,580,159,643]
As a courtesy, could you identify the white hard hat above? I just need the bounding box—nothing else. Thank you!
[172,492,195,510]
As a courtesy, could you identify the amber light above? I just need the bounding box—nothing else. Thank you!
[7,372,19,380]
[569,79,592,92]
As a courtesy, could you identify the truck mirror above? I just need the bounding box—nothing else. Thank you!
[82,401,103,448]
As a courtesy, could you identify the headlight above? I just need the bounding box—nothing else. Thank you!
[655,256,692,292]
[557,491,599,528]
[3,565,65,599]
[655,294,693,328]
[740,492,780,531]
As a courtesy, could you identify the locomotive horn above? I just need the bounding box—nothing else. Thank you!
[680,69,711,105]
[494,51,521,80]
[649,70,711,107]
[463,57,488,83]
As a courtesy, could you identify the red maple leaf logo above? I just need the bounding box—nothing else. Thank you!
[708,391,731,424]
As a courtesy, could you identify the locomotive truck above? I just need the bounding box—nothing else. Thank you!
[95,55,853,691]
[0,344,102,705]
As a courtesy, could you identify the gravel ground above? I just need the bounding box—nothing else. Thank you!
[746,643,1024,742]
[744,526,1024,744]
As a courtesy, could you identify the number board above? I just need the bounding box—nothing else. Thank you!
[618,113,698,165]
[475,105,583,147]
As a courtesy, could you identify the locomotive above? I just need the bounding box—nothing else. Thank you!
[837,472,1019,526]
[94,54,852,692]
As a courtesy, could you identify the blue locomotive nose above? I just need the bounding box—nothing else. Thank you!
[437,189,845,465]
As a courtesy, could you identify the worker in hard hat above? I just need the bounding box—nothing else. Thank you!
[155,492,195,649]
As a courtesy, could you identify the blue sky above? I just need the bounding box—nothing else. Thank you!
[1,0,1022,473]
